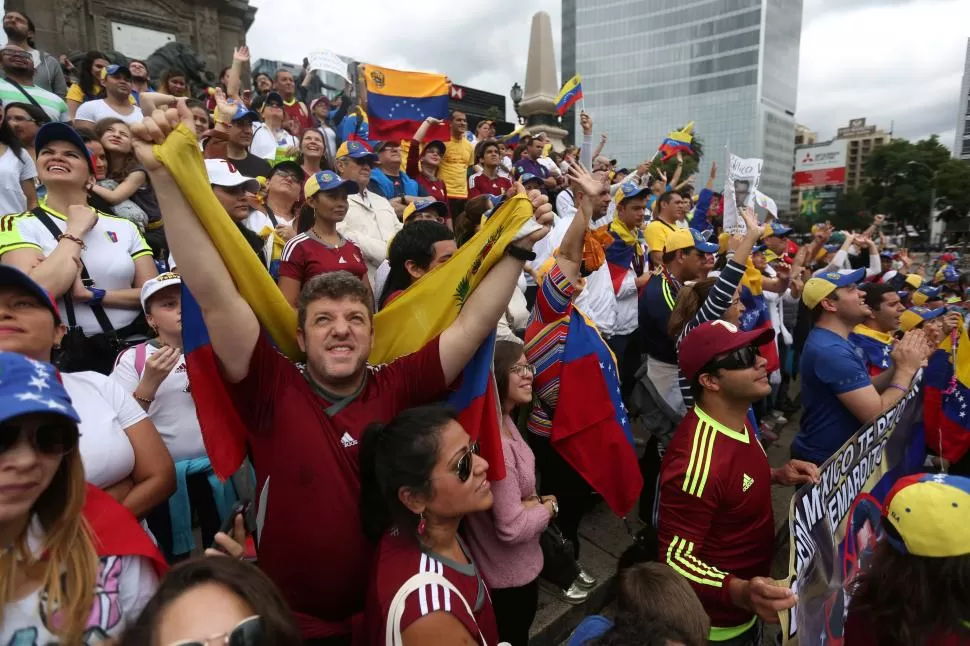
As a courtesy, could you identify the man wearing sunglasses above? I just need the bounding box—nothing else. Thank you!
[792,269,931,466]
[639,227,718,415]
[657,320,819,645]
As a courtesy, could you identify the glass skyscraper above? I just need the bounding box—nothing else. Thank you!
[562,0,803,212]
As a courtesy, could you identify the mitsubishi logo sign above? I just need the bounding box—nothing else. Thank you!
[450,85,465,100]
[802,153,814,163]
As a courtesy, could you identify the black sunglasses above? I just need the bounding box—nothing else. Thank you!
[168,615,264,646]
[430,442,480,483]
[705,345,759,373]
[0,422,78,456]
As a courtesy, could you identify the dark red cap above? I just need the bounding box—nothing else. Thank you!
[678,320,774,381]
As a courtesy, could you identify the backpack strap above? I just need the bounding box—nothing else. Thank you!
[133,341,148,378]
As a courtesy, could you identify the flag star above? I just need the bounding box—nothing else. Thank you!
[44,399,65,411]
[28,375,50,391]
[15,392,44,402]
[598,362,605,369]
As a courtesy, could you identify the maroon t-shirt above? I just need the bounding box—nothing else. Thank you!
[279,233,368,283]
[226,332,447,638]
[363,530,499,646]
[282,98,313,133]
[467,171,512,199]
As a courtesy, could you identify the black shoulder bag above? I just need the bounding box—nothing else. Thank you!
[4,78,52,124]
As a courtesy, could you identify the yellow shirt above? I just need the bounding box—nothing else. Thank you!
[645,219,678,254]
[440,136,474,199]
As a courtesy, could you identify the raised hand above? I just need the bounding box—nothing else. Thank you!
[580,111,592,135]
[233,46,250,63]
[566,161,601,198]
[740,207,764,239]
[130,100,197,172]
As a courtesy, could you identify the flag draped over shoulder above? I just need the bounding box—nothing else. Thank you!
[370,194,538,481]
[553,310,643,516]
[555,75,583,116]
[153,124,301,479]
[739,262,779,373]
[925,326,970,463]
[360,64,451,142]
[658,122,694,161]
[603,220,644,295]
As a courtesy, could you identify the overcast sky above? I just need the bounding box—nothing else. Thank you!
[248,0,969,150]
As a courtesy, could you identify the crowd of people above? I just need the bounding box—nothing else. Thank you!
[1,10,969,646]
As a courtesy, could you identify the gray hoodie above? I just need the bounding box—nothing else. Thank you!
[30,48,67,97]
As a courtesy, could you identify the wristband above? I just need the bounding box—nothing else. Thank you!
[888,383,908,395]
[132,392,154,404]
[506,245,536,262]
[58,233,85,249]
[88,287,106,305]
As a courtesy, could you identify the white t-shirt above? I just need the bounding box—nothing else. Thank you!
[250,123,299,161]
[0,147,36,216]
[74,99,144,126]
[0,517,158,645]
[111,344,205,463]
[1,202,152,334]
[65,371,147,489]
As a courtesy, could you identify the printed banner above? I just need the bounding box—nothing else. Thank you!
[781,377,927,645]
[723,154,763,231]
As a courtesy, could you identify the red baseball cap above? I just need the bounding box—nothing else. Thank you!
[679,320,774,381]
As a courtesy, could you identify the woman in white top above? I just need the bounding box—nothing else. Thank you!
[250,91,298,163]
[0,265,175,519]
[0,121,158,375]
[0,350,163,646]
[0,100,38,214]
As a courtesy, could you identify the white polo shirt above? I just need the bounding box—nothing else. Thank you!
[0,200,152,335]
[74,99,144,126]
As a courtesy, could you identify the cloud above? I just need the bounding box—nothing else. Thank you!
[246,0,968,148]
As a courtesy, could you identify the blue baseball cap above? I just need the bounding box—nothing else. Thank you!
[519,173,543,186]
[335,140,378,162]
[752,243,768,253]
[0,352,79,425]
[0,265,60,323]
[230,102,259,123]
[615,182,651,205]
[802,267,866,309]
[33,122,95,175]
[303,170,359,199]
[262,91,283,108]
[402,198,448,222]
[823,243,840,253]
[880,250,895,260]
[900,306,945,332]
[943,266,960,282]
[100,64,131,79]
[763,222,792,238]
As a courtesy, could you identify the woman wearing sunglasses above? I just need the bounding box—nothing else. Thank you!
[464,340,556,645]
[359,404,500,646]
[0,350,166,644]
[119,557,302,646]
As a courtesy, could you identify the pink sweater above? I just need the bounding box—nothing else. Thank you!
[464,416,549,589]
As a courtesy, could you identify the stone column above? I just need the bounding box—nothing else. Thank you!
[518,11,569,151]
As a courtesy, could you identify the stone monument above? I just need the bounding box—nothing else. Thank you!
[518,11,569,151]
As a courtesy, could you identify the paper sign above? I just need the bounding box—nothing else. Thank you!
[307,49,350,83]
[723,154,763,232]
[754,190,778,218]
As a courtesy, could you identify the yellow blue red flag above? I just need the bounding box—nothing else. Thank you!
[555,74,583,116]
[659,122,695,160]
[361,64,451,141]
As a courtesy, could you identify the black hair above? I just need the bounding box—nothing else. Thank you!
[235,221,266,266]
[474,138,500,165]
[493,340,526,408]
[118,558,302,646]
[379,220,454,308]
[5,102,46,131]
[811,289,839,324]
[358,404,457,541]
[78,51,108,99]
[860,282,896,312]
[656,191,677,209]
[0,103,25,157]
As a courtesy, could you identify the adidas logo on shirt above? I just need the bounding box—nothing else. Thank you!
[742,473,754,492]
[341,432,358,448]
[338,256,347,264]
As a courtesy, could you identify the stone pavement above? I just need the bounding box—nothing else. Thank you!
[531,409,804,646]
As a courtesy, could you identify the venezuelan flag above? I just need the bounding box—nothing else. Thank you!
[552,309,643,515]
[925,325,970,463]
[849,325,894,376]
[370,194,539,481]
[658,122,695,161]
[501,126,526,147]
[603,221,644,295]
[555,74,583,116]
[739,262,779,372]
[361,64,451,142]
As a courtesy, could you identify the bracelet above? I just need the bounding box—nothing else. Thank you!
[888,383,908,395]
[87,287,106,305]
[132,392,154,404]
[58,233,85,249]
[507,245,536,262]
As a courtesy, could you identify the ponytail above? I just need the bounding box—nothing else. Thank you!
[667,277,716,341]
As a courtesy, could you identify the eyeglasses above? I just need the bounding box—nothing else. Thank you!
[0,422,78,456]
[168,615,264,646]
[430,442,480,483]
[510,363,536,377]
[704,346,760,373]
[272,172,300,185]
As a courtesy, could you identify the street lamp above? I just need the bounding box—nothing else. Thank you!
[906,160,939,248]
[510,82,524,124]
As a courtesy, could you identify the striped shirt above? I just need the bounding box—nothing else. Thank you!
[677,259,747,408]
[524,264,575,438]
[0,78,68,122]
[657,406,773,639]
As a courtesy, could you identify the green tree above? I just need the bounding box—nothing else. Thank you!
[934,158,970,222]
[831,189,869,231]
[653,131,704,186]
[483,105,503,125]
[861,136,953,230]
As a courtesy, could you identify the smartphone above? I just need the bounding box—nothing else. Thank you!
[216,500,251,538]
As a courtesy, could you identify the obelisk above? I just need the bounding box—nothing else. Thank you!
[518,11,569,150]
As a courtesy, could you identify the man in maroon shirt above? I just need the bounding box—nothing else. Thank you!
[274,67,312,133]
[468,139,513,199]
[658,320,819,645]
[133,101,552,645]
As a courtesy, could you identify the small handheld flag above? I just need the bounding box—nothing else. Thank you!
[658,122,695,160]
[555,75,583,116]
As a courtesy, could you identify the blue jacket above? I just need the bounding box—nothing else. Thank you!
[369,168,420,200]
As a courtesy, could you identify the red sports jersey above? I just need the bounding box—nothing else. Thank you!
[363,530,499,646]
[657,406,774,639]
[467,171,512,199]
[282,98,313,133]
[225,333,447,638]
[279,233,368,284]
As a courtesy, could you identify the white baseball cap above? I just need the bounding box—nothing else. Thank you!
[140,272,182,311]
[204,159,260,193]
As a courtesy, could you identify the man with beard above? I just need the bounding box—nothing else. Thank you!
[74,65,143,127]
[0,44,67,122]
[792,269,931,465]
[849,284,905,376]
[1,11,65,96]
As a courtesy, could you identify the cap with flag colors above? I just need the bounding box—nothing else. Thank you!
[664,228,719,254]
[899,306,945,332]
[614,182,651,205]
[304,170,359,199]
[883,473,970,558]
[0,351,80,424]
[763,222,792,239]
[360,64,451,142]
[402,199,448,222]
[335,140,378,162]
[555,74,584,116]
[802,268,866,309]
[911,284,942,306]
[658,122,695,161]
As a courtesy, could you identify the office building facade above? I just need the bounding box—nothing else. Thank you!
[835,118,891,191]
[955,38,970,161]
[562,0,802,210]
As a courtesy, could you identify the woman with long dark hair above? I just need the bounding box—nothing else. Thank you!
[844,473,970,645]
[298,127,330,177]
[119,557,302,646]
[359,404,500,646]
[464,340,554,645]
[0,99,37,214]
[66,50,109,120]
[6,102,45,161]
[158,70,189,98]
